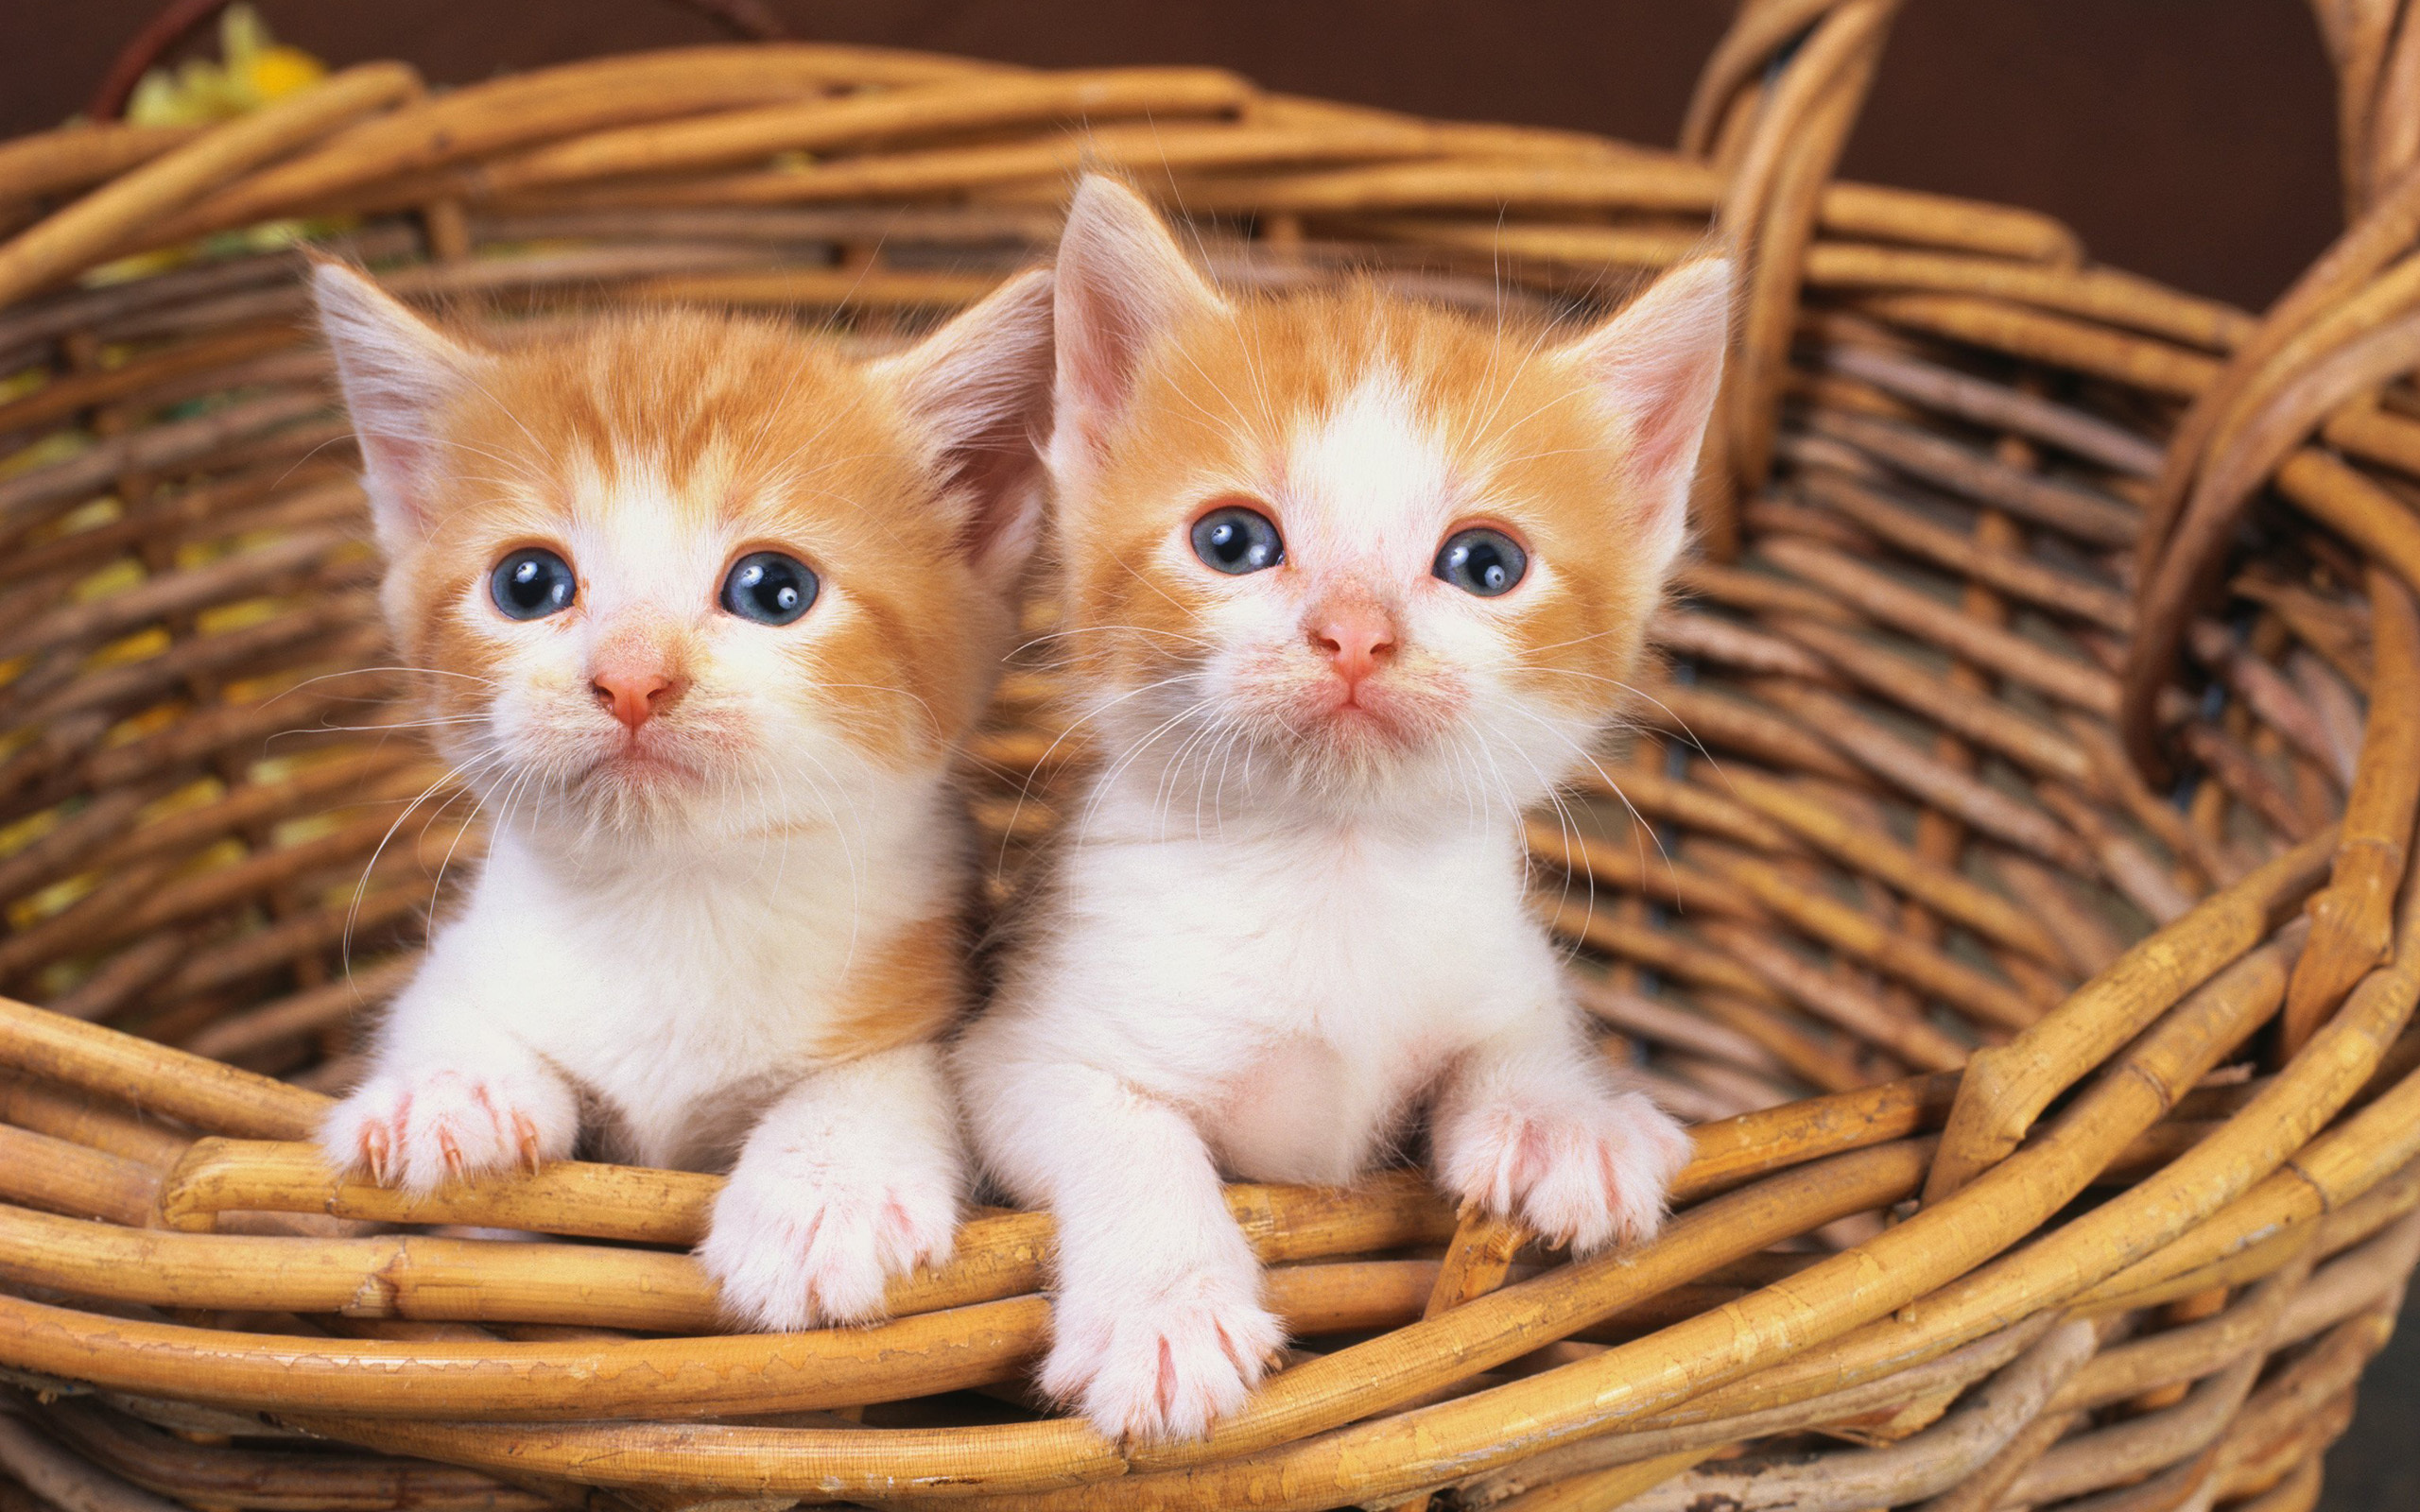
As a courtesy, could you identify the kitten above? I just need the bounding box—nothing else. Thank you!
[310,260,1052,1330]
[955,177,1725,1442]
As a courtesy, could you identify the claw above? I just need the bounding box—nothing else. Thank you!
[359,1123,391,1187]
[513,1112,544,1176]
[438,1128,465,1182]
[1215,1321,1247,1374]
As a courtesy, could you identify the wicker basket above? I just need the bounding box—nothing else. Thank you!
[0,2,2413,1508]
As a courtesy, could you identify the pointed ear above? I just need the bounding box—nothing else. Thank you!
[312,260,485,557]
[871,267,1057,592]
[1049,174,1226,483]
[1557,257,1734,584]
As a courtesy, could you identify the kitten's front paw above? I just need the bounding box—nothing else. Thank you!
[1437,1088,1693,1254]
[1043,1267,1286,1443]
[700,1152,959,1331]
[321,1067,576,1194]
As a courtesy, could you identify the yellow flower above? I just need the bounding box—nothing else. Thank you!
[243,44,326,101]
[98,6,337,284]
[124,5,327,127]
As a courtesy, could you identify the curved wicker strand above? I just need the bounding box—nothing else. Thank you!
[1691,0,1904,558]
[1678,0,1844,161]
[460,68,1253,197]
[0,1142,1928,1438]
[1605,1317,2103,1512]
[2081,1039,2420,1305]
[282,1151,1939,1500]
[2123,302,2420,778]
[0,997,321,1140]
[2312,0,2420,212]
[129,43,1015,250]
[1454,1317,2063,1507]
[2312,2,2400,215]
[2135,157,2420,583]
[2371,12,2420,209]
[2282,567,2420,1051]
[122,1047,1954,1237]
[0,122,201,210]
[2119,31,2420,778]
[0,62,422,308]
[1710,0,1902,506]
[1926,830,2334,1201]
[1694,850,2420,1432]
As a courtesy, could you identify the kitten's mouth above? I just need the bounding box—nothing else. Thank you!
[586,731,704,785]
[1298,678,1430,748]
[1221,654,1461,765]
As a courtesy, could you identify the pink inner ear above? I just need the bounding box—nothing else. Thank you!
[1058,251,1167,440]
[344,395,462,547]
[1573,260,1733,507]
[1051,179,1226,469]
[360,431,443,505]
[1061,259,1191,428]
[314,264,486,547]
[1619,341,1726,488]
[877,268,1056,582]
[944,437,1046,564]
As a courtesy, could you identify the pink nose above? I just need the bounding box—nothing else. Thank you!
[591,667,682,730]
[1309,604,1398,686]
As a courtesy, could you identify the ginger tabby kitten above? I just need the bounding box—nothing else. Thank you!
[958,178,1726,1441]
[313,261,1051,1329]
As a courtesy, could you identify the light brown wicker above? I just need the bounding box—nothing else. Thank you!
[0,3,2412,1509]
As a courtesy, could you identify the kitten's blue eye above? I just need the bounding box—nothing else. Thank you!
[490,547,576,620]
[1435,527,1527,597]
[1190,505,1284,575]
[721,551,817,626]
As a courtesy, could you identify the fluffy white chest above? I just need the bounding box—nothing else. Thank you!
[414,805,950,1168]
[1036,811,1547,1184]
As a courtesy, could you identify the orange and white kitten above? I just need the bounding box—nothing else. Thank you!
[956,178,1725,1441]
[311,262,1052,1329]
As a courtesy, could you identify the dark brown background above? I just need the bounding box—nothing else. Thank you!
[1,3,2412,1506]
[0,1,2349,309]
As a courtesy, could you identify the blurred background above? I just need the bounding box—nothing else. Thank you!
[4,0,2349,310]
[0,3,2410,1506]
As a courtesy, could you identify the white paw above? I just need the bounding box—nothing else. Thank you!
[1437,1089,1692,1254]
[1043,1265,1286,1443]
[321,1066,576,1194]
[700,1150,959,1330]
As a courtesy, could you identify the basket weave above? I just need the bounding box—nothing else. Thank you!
[0,3,2414,1509]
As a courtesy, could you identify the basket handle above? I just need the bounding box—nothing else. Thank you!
[1944,3,2420,1207]
[2119,0,2420,783]
[1679,0,1910,561]
[84,0,792,123]
[2313,0,2420,216]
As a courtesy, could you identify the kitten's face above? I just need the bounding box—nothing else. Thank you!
[316,266,1052,842]
[1046,178,1731,819]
